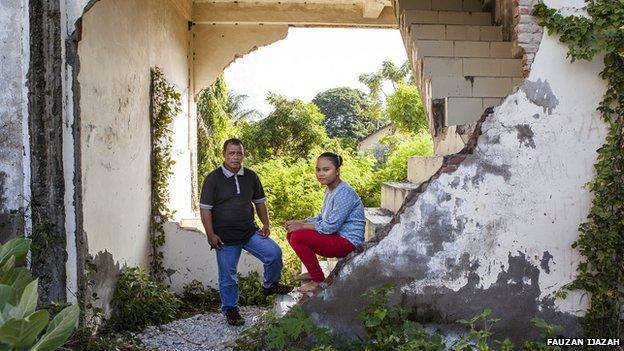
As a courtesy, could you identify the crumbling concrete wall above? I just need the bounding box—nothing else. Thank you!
[304,2,607,344]
[0,1,29,243]
[77,0,191,269]
[162,222,262,293]
[193,24,288,95]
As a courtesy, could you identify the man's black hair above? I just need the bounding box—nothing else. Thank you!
[318,152,343,168]
[223,138,244,153]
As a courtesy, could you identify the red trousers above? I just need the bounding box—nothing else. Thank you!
[287,229,356,282]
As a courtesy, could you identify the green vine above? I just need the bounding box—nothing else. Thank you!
[150,67,181,281]
[533,1,623,340]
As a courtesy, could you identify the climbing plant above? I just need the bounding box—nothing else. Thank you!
[533,1,623,340]
[150,67,182,281]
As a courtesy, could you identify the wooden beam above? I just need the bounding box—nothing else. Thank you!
[192,2,397,27]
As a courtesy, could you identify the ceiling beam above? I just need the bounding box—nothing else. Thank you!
[168,0,192,20]
[192,2,397,27]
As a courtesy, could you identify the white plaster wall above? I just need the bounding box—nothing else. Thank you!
[0,0,28,217]
[78,0,192,267]
[308,0,607,337]
[163,222,262,293]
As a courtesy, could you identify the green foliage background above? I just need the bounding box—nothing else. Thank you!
[385,85,428,134]
[312,87,385,140]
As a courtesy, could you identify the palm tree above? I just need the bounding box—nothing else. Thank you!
[226,91,261,123]
[358,72,385,101]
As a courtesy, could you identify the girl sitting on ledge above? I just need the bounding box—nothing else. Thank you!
[284,152,366,293]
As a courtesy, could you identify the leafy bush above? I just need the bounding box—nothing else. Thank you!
[453,309,513,351]
[386,85,427,134]
[241,93,329,163]
[312,87,384,140]
[359,284,444,351]
[238,271,272,307]
[270,227,300,286]
[178,280,220,316]
[197,76,239,181]
[0,238,80,351]
[108,267,181,332]
[361,131,433,206]
[64,327,150,351]
[234,306,333,351]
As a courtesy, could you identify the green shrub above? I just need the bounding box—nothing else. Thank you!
[360,131,433,206]
[234,306,333,351]
[178,279,220,316]
[385,84,427,134]
[64,327,150,351]
[238,271,273,307]
[359,284,444,351]
[108,267,181,332]
[271,227,300,286]
[453,309,513,351]
[0,238,80,351]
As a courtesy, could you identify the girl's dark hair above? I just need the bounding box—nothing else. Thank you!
[318,152,343,169]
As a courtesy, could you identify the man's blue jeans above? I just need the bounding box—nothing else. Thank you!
[215,231,283,311]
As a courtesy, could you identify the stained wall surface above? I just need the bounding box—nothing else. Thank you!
[304,1,607,343]
[0,0,28,242]
[77,0,192,268]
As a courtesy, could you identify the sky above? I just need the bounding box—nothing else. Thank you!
[223,27,408,119]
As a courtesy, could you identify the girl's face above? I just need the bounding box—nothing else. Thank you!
[315,157,339,186]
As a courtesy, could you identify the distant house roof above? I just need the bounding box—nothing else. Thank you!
[357,123,393,150]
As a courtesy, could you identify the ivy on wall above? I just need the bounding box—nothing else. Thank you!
[150,67,181,281]
[533,1,623,341]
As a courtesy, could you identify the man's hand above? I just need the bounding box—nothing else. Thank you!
[207,233,224,250]
[259,225,271,238]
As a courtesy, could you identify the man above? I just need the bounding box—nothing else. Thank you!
[200,138,293,326]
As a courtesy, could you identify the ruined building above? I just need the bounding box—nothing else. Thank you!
[0,0,607,342]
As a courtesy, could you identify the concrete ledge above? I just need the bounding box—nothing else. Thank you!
[162,221,262,293]
[364,207,393,241]
[381,181,421,213]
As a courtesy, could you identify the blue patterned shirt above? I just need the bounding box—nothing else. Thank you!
[306,181,365,247]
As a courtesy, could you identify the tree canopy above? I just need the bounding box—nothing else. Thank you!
[312,87,382,140]
[241,93,329,163]
[385,84,427,134]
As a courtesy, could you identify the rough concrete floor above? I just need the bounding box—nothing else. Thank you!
[137,306,269,350]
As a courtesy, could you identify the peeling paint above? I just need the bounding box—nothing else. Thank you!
[515,124,536,148]
[89,250,121,318]
[520,79,559,115]
[540,251,554,274]
[464,158,512,186]
[450,176,460,189]
[0,172,6,210]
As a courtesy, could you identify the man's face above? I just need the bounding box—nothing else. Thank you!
[223,143,244,172]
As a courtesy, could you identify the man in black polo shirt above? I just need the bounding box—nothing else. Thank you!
[200,138,293,326]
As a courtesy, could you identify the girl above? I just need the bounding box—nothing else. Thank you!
[284,152,365,293]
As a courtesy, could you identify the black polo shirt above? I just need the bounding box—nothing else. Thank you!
[199,165,266,244]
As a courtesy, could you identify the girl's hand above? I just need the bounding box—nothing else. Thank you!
[284,220,304,233]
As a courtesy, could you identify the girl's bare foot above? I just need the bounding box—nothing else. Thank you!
[294,272,312,281]
[298,281,320,293]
